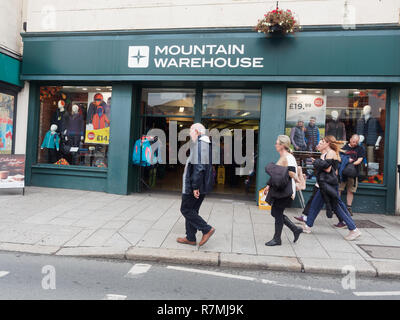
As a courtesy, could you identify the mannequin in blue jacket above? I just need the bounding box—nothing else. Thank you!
[41,124,60,163]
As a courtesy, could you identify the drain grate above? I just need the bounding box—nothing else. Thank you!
[358,245,400,260]
[352,219,384,229]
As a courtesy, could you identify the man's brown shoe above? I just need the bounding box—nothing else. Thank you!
[176,237,196,246]
[199,228,215,247]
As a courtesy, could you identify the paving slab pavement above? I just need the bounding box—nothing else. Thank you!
[0,187,400,278]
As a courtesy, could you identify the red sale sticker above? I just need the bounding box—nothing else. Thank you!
[314,98,324,107]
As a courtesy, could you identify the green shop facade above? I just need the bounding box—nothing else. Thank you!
[21,27,400,214]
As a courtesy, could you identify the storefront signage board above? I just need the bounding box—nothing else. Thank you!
[0,154,25,189]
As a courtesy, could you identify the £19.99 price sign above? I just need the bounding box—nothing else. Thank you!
[286,94,326,127]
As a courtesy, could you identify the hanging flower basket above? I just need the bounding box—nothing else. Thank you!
[255,8,300,36]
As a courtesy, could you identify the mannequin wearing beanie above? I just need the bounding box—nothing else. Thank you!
[51,100,69,134]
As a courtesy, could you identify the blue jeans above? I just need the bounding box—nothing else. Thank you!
[306,188,356,231]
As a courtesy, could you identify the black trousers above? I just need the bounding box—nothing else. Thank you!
[271,205,285,241]
[180,193,212,242]
[47,149,59,164]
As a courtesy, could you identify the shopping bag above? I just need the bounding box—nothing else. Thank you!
[258,187,271,211]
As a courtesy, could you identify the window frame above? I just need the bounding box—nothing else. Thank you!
[35,83,113,169]
[285,85,390,188]
[0,83,18,155]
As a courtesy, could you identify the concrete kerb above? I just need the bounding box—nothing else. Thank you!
[2,243,400,279]
[125,247,219,266]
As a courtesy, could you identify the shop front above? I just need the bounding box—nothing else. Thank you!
[21,27,400,214]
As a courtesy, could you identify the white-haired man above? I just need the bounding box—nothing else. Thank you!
[177,123,215,247]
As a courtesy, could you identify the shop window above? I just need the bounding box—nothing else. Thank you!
[285,88,387,184]
[37,86,112,167]
[141,89,195,116]
[202,89,261,118]
[0,92,15,154]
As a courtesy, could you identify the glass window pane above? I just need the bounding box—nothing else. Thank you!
[202,89,261,118]
[141,89,195,116]
[38,86,112,167]
[0,92,15,154]
[285,88,387,185]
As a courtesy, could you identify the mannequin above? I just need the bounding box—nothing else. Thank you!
[65,105,85,165]
[326,110,346,140]
[51,100,69,134]
[356,105,383,163]
[41,124,60,163]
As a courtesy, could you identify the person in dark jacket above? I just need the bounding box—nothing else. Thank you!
[290,118,307,151]
[177,123,215,247]
[263,135,303,246]
[304,116,320,152]
[313,156,339,219]
[301,137,362,241]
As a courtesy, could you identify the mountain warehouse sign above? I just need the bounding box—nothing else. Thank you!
[128,44,264,69]
[21,30,400,79]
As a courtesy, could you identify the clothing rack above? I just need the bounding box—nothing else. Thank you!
[138,135,152,190]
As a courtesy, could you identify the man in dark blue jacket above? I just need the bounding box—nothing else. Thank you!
[177,123,215,247]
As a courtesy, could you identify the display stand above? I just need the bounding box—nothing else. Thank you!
[136,135,155,191]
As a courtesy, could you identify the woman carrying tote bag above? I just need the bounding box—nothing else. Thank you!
[263,135,303,246]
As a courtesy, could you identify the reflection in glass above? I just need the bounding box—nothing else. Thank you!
[0,93,14,154]
[202,89,261,118]
[141,89,195,116]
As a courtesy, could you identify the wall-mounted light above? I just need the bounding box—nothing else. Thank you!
[241,112,250,117]
[334,90,341,94]
[296,90,303,94]
[179,107,185,113]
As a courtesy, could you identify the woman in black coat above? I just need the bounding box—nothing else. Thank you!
[263,135,303,246]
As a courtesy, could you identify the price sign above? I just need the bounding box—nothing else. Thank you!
[286,94,326,127]
[85,127,110,145]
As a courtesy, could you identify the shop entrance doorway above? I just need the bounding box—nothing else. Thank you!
[135,87,261,200]
[138,88,194,193]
